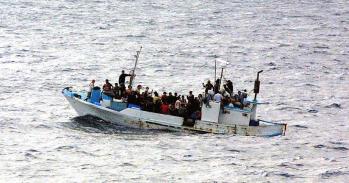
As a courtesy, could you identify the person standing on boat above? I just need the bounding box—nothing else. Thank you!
[153,92,161,113]
[144,86,152,97]
[203,80,213,93]
[214,79,220,94]
[119,70,133,85]
[226,80,233,96]
[180,95,187,106]
[168,92,176,105]
[187,91,195,104]
[161,92,168,104]
[87,79,95,98]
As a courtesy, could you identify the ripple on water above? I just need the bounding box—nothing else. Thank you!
[324,103,341,109]
[320,170,349,179]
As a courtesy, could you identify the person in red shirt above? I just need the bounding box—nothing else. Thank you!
[161,102,169,114]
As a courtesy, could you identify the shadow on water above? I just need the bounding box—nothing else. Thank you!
[65,115,177,135]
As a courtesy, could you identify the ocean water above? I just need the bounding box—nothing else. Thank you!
[0,0,348,182]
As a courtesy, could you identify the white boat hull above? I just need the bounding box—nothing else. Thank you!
[64,93,286,136]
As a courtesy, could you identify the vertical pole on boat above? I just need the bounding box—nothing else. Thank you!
[129,46,142,87]
[218,68,224,91]
[253,70,263,101]
[214,60,217,82]
[251,70,263,122]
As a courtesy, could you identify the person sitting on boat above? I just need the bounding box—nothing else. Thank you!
[102,79,114,96]
[113,83,120,99]
[203,80,213,93]
[136,85,142,94]
[87,79,95,98]
[232,91,246,109]
[118,70,133,85]
[169,104,178,116]
[213,91,223,103]
[127,91,138,105]
[126,85,133,96]
[190,110,201,123]
[178,103,188,121]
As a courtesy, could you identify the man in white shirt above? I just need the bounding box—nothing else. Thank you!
[213,92,223,103]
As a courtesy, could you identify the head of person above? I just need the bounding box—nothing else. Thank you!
[145,86,149,91]
[121,70,125,74]
[169,92,172,96]
[174,92,178,96]
[154,91,158,97]
[198,94,202,98]
[137,85,142,90]
[163,92,167,96]
[92,79,95,83]
[115,83,118,86]
[207,80,211,84]
[105,79,109,83]
[128,85,132,89]
[189,91,193,95]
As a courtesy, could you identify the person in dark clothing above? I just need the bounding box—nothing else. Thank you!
[187,91,195,104]
[113,83,120,99]
[174,92,179,100]
[214,79,220,94]
[203,80,213,93]
[168,92,176,104]
[178,104,188,121]
[225,80,233,96]
[119,83,126,98]
[118,70,132,85]
[127,91,137,104]
[169,104,178,116]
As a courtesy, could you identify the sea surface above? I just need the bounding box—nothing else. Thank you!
[0,0,348,182]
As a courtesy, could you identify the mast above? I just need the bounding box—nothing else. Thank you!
[218,68,224,91]
[253,70,263,101]
[129,46,142,87]
[214,60,217,82]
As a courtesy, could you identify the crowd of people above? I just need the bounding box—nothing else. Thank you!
[88,70,250,121]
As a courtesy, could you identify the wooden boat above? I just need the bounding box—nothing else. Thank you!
[62,82,286,137]
[63,47,286,136]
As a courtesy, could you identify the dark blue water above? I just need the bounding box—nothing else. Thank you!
[0,0,348,182]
